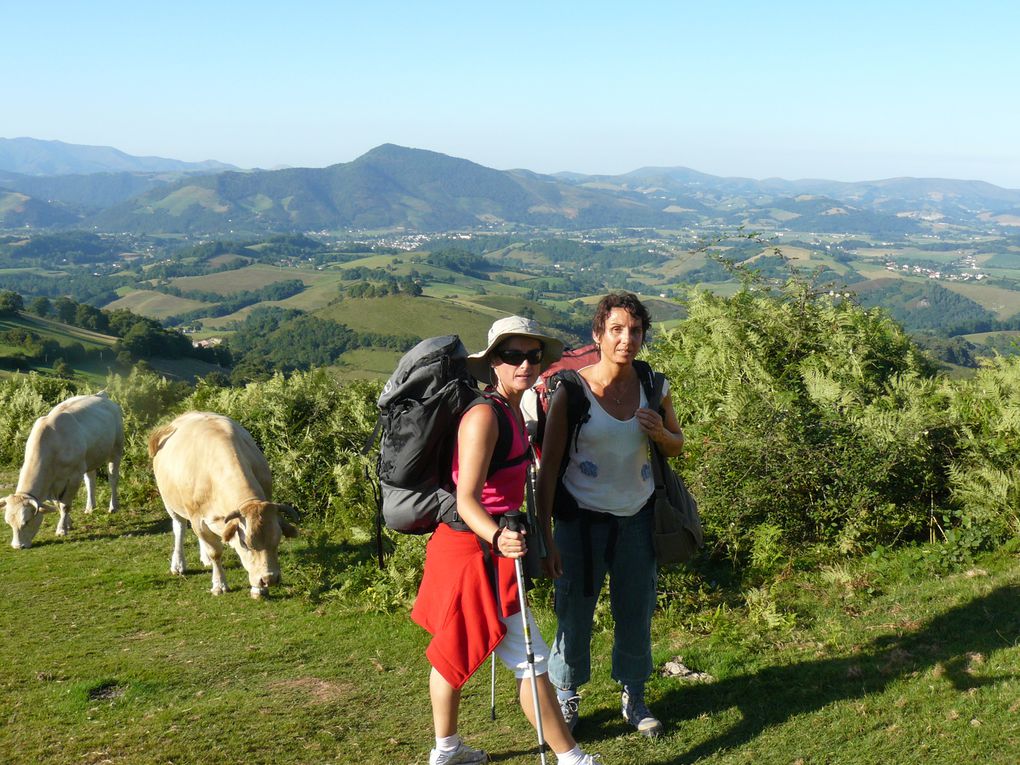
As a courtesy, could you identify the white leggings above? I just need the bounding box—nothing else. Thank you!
[493,607,549,679]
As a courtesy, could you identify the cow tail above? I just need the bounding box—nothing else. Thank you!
[147,425,177,458]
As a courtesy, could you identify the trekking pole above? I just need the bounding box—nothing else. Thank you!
[504,511,548,765]
[525,458,547,570]
[490,653,497,720]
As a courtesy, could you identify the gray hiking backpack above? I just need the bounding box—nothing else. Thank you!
[365,335,529,565]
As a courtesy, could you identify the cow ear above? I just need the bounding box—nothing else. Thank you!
[222,518,241,542]
[280,519,300,538]
[276,504,300,522]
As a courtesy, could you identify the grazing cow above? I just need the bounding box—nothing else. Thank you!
[147,411,299,598]
[2,392,123,549]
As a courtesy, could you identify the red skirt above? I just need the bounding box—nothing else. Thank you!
[411,523,521,689]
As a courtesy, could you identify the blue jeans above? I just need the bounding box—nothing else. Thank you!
[548,501,657,690]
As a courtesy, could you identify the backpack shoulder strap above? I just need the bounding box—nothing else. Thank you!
[478,392,531,476]
[633,360,665,413]
[550,369,590,455]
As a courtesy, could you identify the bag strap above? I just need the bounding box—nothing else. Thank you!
[638,363,670,497]
[550,370,590,455]
[480,391,532,476]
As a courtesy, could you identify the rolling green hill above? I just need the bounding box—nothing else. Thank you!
[105,290,209,320]
[313,294,496,348]
[0,311,225,383]
[89,144,677,234]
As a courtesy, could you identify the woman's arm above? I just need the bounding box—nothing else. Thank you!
[636,387,685,458]
[535,386,569,576]
[454,403,526,558]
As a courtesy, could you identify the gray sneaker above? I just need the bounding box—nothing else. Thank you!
[558,692,582,731]
[621,689,663,738]
[429,740,489,765]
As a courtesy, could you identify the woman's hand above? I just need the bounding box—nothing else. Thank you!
[542,540,563,578]
[496,527,527,559]
[635,406,667,442]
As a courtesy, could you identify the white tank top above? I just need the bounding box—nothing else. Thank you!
[561,372,667,516]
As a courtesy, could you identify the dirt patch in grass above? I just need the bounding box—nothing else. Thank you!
[88,682,127,701]
[267,676,353,704]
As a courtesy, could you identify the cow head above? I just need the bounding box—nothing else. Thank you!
[220,501,299,598]
[2,493,51,549]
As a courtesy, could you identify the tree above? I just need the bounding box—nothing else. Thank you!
[52,358,73,378]
[54,297,77,324]
[29,297,52,317]
[75,303,109,333]
[0,290,24,316]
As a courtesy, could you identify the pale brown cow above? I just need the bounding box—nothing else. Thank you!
[148,411,299,598]
[2,392,123,549]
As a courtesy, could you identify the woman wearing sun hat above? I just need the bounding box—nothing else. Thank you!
[412,316,602,765]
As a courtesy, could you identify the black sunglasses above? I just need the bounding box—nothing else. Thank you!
[496,348,544,366]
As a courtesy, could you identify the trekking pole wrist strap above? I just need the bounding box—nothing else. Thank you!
[491,527,503,555]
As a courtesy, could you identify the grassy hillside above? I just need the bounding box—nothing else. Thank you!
[0,313,117,349]
[1,488,1016,765]
[104,290,209,319]
[168,263,333,294]
[314,294,496,348]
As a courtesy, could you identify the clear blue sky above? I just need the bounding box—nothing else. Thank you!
[4,1,1019,186]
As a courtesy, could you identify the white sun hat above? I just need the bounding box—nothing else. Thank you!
[466,315,565,382]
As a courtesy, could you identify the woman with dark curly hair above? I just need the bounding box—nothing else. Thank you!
[536,293,685,738]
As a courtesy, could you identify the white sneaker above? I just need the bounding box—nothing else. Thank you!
[621,689,663,738]
[429,740,489,765]
[558,692,581,731]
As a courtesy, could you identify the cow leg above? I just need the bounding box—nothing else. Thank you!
[168,510,187,576]
[195,522,229,595]
[55,502,72,536]
[83,470,98,513]
[107,455,121,513]
[54,478,81,536]
[208,550,229,595]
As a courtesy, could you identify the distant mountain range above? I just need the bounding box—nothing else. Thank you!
[0,137,236,176]
[1,137,1019,235]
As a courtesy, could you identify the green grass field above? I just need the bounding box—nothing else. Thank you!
[169,264,334,294]
[104,290,210,320]
[1,478,1017,765]
[942,282,1020,319]
[329,348,406,380]
[314,295,496,347]
[0,314,117,349]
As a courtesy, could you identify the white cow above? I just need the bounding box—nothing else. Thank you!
[2,392,123,549]
[147,411,299,599]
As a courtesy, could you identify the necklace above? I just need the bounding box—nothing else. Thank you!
[600,378,631,406]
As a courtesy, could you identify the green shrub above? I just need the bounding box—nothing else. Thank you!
[188,370,381,534]
[0,374,80,465]
[645,281,963,560]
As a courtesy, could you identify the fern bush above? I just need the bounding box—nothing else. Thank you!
[0,374,79,466]
[645,281,964,560]
[942,354,1020,541]
[187,370,381,534]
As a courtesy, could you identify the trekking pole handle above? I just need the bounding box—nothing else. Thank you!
[504,510,524,533]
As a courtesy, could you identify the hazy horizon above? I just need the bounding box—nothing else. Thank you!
[5,1,1019,187]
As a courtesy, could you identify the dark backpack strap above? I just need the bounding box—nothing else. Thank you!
[481,391,532,476]
[443,394,533,528]
[633,360,655,408]
[362,416,383,456]
[550,370,591,456]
